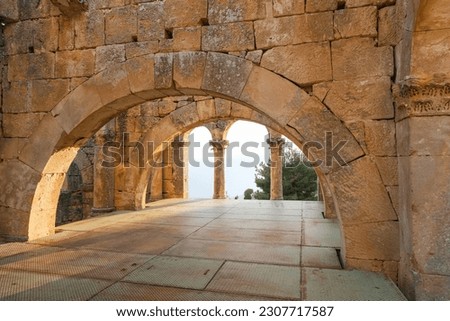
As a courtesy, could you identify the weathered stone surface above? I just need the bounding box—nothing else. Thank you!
[0,0,19,22]
[386,185,399,216]
[261,42,332,86]
[305,0,337,12]
[4,18,58,55]
[254,16,295,49]
[272,0,304,17]
[2,113,45,138]
[0,160,41,212]
[2,81,29,113]
[331,157,398,223]
[164,0,207,28]
[375,157,398,186]
[95,45,126,73]
[414,274,450,300]
[202,22,254,52]
[154,53,174,90]
[334,7,378,39]
[400,156,450,275]
[396,117,450,157]
[105,6,137,45]
[18,0,59,20]
[344,221,400,261]
[202,53,253,99]
[173,52,207,92]
[323,77,394,121]
[125,41,159,59]
[0,206,29,240]
[209,0,266,24]
[0,138,27,160]
[332,38,394,80]
[415,0,450,32]
[295,12,334,44]
[378,6,398,46]
[214,98,232,117]
[162,27,202,52]
[245,50,263,64]
[125,55,160,100]
[8,53,55,81]
[346,0,396,8]
[74,10,105,49]
[55,50,95,78]
[138,2,165,42]
[346,258,398,282]
[288,97,365,166]
[50,0,87,17]
[365,120,397,156]
[196,99,216,120]
[240,66,310,125]
[411,29,450,80]
[59,16,75,50]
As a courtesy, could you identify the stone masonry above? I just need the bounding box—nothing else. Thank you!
[0,0,449,300]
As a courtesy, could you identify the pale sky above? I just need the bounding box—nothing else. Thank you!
[188,121,270,199]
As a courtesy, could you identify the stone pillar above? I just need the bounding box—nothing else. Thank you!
[92,121,115,214]
[171,136,190,199]
[395,82,450,300]
[210,139,229,199]
[267,133,285,200]
[317,180,324,201]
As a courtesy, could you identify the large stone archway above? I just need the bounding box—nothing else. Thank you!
[0,52,399,277]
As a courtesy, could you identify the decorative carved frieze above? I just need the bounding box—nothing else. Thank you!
[394,83,450,120]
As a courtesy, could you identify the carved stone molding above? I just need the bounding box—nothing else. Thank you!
[394,83,450,120]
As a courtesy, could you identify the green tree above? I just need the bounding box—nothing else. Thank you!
[244,188,254,200]
[253,146,317,200]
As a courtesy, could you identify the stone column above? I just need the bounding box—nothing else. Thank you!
[171,136,190,199]
[267,134,285,200]
[210,139,229,199]
[395,82,450,300]
[92,121,115,214]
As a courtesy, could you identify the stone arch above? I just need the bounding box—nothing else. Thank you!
[6,52,397,272]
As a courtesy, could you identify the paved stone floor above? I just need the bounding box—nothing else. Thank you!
[0,200,406,301]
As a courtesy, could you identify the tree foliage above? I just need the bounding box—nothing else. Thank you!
[252,146,318,200]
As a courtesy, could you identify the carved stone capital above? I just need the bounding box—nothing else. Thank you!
[209,139,229,151]
[394,83,450,121]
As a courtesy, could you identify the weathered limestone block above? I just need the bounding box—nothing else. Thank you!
[375,157,398,186]
[254,16,295,49]
[399,156,450,276]
[50,0,87,16]
[2,81,28,113]
[0,0,19,22]
[202,52,253,98]
[323,77,394,121]
[74,10,105,49]
[346,258,398,282]
[158,99,177,116]
[19,0,60,20]
[125,41,159,59]
[411,30,450,80]
[396,116,450,157]
[105,6,137,44]
[59,16,75,50]
[138,2,165,42]
[154,53,174,90]
[4,18,58,55]
[261,42,332,86]
[245,50,263,64]
[240,66,310,125]
[414,274,450,300]
[296,12,334,44]
[95,45,126,73]
[415,0,450,31]
[331,157,398,223]
[273,0,304,17]
[346,0,396,7]
[196,98,216,119]
[378,6,398,46]
[171,103,200,130]
[55,49,95,78]
[214,98,232,117]
[305,0,337,12]
[344,221,400,261]
[0,206,29,241]
[164,0,207,28]
[7,53,55,81]
[91,0,124,10]
[202,22,254,52]
[334,6,378,39]
[209,0,266,24]
[0,138,26,160]
[173,51,207,92]
[125,55,160,100]
[386,185,399,215]
[2,113,44,138]
[288,97,364,166]
[160,27,202,52]
[365,120,397,156]
[332,38,394,80]
[0,159,41,212]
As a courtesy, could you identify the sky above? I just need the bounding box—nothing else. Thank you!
[188,121,270,199]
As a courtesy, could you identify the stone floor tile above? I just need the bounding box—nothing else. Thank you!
[207,261,301,299]
[301,246,341,269]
